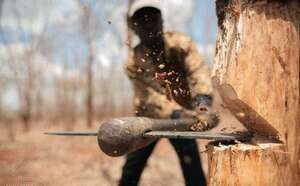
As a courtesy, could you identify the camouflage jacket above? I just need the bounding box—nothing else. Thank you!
[125,32,212,118]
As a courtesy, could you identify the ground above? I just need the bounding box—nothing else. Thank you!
[0,124,203,186]
[0,95,244,186]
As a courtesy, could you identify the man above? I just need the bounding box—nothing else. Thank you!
[119,1,218,185]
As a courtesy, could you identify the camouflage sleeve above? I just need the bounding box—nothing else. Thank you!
[135,86,182,119]
[125,48,164,93]
[183,37,213,103]
[165,32,213,108]
[124,50,180,118]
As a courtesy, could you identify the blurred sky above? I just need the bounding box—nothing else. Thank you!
[0,0,217,65]
[0,0,217,110]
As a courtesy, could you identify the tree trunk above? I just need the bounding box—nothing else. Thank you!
[208,141,289,186]
[86,45,94,128]
[208,0,300,185]
[22,91,32,132]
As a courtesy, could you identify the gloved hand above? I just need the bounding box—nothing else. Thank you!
[171,95,219,131]
[190,94,219,131]
[189,103,219,131]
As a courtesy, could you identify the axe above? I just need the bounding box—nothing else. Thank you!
[45,117,252,157]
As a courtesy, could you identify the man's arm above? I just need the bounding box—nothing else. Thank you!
[125,47,165,94]
[164,32,213,108]
[182,36,213,106]
[125,51,181,119]
[164,32,218,130]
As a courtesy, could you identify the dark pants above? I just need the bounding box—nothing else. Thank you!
[118,139,207,186]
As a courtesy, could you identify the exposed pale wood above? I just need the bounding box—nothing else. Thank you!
[207,140,289,186]
[208,0,300,185]
[213,0,299,140]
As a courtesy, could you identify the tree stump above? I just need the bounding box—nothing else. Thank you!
[208,0,300,185]
[208,140,288,185]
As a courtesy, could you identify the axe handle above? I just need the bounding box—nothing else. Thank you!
[150,118,198,131]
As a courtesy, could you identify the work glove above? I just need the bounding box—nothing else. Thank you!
[190,94,219,131]
[191,94,219,131]
[171,95,219,131]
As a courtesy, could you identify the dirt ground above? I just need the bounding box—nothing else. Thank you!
[0,95,245,186]
[0,124,201,186]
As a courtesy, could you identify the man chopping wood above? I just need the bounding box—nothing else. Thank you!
[119,0,218,185]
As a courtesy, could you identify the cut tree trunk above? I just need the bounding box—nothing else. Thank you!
[207,140,289,186]
[208,0,300,185]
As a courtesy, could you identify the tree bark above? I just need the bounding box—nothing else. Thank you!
[21,92,32,132]
[208,0,300,185]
